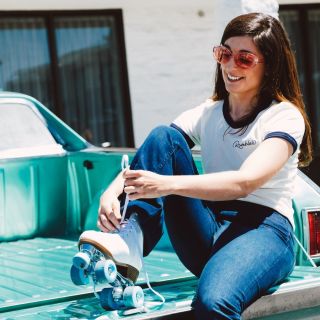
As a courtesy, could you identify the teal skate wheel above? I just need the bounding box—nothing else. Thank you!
[100,288,123,310]
[72,251,90,270]
[70,265,89,285]
[123,286,144,308]
[94,259,117,284]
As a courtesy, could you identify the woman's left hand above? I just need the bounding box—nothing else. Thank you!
[123,169,171,200]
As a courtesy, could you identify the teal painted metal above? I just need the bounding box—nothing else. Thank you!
[0,238,193,315]
[1,92,320,318]
[0,155,68,241]
[1,238,320,319]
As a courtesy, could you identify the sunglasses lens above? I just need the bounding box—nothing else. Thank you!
[235,53,256,68]
[213,46,232,64]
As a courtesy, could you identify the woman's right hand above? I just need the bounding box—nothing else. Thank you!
[97,190,122,232]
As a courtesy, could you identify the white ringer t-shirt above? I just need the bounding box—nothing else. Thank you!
[172,99,305,227]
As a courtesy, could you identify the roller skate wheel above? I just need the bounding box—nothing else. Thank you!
[94,259,117,284]
[72,251,91,269]
[123,286,144,308]
[70,265,89,285]
[99,287,123,310]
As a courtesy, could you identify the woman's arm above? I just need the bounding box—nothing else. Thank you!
[124,137,293,201]
[104,171,126,197]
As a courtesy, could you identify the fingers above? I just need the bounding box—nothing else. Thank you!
[122,169,142,199]
[123,169,142,179]
[126,192,141,200]
[97,169,154,231]
[123,169,157,199]
[123,169,147,186]
[112,200,121,220]
[97,211,117,232]
[97,200,121,232]
[123,186,140,200]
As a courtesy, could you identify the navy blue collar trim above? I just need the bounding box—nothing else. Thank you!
[223,98,273,129]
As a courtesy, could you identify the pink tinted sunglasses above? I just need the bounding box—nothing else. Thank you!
[213,45,264,69]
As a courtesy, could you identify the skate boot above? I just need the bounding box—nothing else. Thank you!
[79,213,143,281]
[70,213,145,311]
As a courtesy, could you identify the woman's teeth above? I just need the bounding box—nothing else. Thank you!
[227,74,243,81]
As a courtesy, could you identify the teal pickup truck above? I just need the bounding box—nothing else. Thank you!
[1,92,320,320]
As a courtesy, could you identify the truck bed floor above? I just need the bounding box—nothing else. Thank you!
[2,238,320,319]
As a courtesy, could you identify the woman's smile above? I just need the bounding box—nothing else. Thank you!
[226,73,245,82]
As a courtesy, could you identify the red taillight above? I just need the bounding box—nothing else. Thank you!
[308,211,320,256]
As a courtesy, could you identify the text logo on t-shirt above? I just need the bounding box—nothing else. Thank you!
[233,139,257,149]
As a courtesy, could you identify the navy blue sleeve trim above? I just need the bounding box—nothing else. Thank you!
[170,123,195,149]
[264,131,297,154]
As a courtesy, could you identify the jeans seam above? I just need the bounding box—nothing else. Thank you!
[157,138,189,172]
[243,238,294,299]
[261,221,293,246]
[157,143,177,171]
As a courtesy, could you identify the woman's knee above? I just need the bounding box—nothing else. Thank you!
[193,292,241,320]
[140,125,191,162]
[148,125,184,144]
[193,267,243,320]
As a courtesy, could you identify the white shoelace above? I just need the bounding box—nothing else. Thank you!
[120,155,165,309]
[293,234,317,268]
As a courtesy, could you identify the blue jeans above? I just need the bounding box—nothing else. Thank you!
[125,126,295,320]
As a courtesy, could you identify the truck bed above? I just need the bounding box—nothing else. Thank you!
[1,237,320,320]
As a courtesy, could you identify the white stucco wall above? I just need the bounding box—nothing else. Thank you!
[125,0,277,145]
[0,0,279,146]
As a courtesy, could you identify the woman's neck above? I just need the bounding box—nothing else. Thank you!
[228,95,258,122]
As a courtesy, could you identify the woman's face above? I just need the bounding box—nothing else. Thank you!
[221,36,265,100]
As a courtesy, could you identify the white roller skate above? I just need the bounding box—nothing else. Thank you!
[70,155,165,313]
[70,214,145,311]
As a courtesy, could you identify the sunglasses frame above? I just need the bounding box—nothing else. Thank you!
[213,45,264,69]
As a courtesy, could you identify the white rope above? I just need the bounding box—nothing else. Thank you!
[120,154,166,308]
[293,233,317,268]
[120,154,130,224]
[143,266,166,307]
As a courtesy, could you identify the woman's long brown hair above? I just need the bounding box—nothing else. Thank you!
[213,12,312,167]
